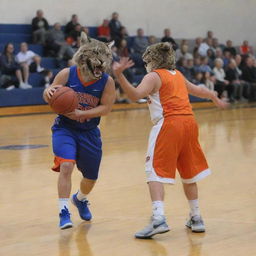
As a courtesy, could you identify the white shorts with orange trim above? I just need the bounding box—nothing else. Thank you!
[145,116,211,184]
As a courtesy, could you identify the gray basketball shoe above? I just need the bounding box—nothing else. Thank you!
[186,215,205,233]
[135,215,170,239]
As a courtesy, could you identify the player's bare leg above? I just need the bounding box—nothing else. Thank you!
[58,162,74,198]
[135,181,170,239]
[80,178,96,195]
[58,162,75,229]
[72,178,96,221]
[183,182,205,232]
[148,181,164,201]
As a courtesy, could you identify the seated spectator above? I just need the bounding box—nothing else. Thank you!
[215,47,223,59]
[161,28,178,50]
[224,40,237,57]
[45,23,75,60]
[109,12,122,41]
[148,35,158,45]
[176,58,192,80]
[202,71,215,91]
[206,30,214,40]
[68,24,82,48]
[0,43,31,89]
[176,43,193,61]
[213,58,233,101]
[223,51,232,67]
[119,26,128,39]
[198,38,213,56]
[192,71,204,86]
[193,37,203,57]
[176,57,191,80]
[132,28,149,55]
[198,56,212,73]
[225,59,244,101]
[16,42,44,74]
[193,57,202,73]
[235,54,243,70]
[116,39,129,57]
[32,9,49,44]
[187,58,195,81]
[131,28,149,69]
[42,69,53,88]
[206,48,215,68]
[241,56,256,101]
[111,46,130,103]
[239,40,253,55]
[212,38,225,51]
[97,19,111,42]
[114,26,129,46]
[65,14,79,35]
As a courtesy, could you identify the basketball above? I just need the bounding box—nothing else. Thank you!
[49,86,78,114]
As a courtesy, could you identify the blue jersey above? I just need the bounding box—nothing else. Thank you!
[54,65,109,130]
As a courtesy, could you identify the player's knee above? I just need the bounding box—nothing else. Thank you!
[82,177,97,184]
[60,162,74,176]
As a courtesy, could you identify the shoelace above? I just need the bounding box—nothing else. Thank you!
[80,199,90,205]
[60,209,71,217]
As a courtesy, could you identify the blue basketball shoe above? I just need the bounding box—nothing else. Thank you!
[71,193,92,221]
[59,206,73,229]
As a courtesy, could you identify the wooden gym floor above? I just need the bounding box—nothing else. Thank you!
[0,103,256,256]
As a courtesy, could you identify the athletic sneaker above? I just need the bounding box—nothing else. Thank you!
[59,206,73,229]
[135,215,170,239]
[186,215,205,233]
[19,82,32,89]
[71,193,92,221]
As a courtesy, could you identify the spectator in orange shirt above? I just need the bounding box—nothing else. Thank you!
[97,19,111,42]
[239,40,253,55]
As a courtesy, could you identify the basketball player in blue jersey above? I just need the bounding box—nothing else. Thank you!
[43,32,115,229]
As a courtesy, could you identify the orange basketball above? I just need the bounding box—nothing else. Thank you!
[49,86,78,115]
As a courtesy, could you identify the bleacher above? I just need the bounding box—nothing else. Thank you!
[0,24,206,107]
[0,24,80,106]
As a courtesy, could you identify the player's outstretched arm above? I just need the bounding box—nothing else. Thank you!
[112,57,159,101]
[185,79,229,109]
[43,68,69,103]
[65,77,116,123]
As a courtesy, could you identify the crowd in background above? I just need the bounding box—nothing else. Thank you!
[1,10,256,103]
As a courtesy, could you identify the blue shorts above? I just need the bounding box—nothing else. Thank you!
[51,124,102,180]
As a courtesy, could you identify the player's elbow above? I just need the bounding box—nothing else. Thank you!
[128,92,144,102]
[101,105,113,116]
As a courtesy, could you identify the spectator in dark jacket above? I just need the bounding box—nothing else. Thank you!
[241,56,256,101]
[0,43,31,89]
[161,28,178,50]
[32,10,49,44]
[225,59,244,100]
[109,12,122,41]
[65,14,79,35]
[223,40,237,57]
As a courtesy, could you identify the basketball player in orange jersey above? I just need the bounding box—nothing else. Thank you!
[43,33,115,229]
[113,42,228,239]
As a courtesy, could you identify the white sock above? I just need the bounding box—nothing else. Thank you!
[76,190,87,201]
[59,198,69,213]
[188,199,200,217]
[152,201,164,217]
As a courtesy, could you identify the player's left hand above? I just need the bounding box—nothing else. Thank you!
[112,57,134,77]
[211,91,230,109]
[65,109,86,123]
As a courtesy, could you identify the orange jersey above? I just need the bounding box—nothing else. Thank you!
[148,69,193,124]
